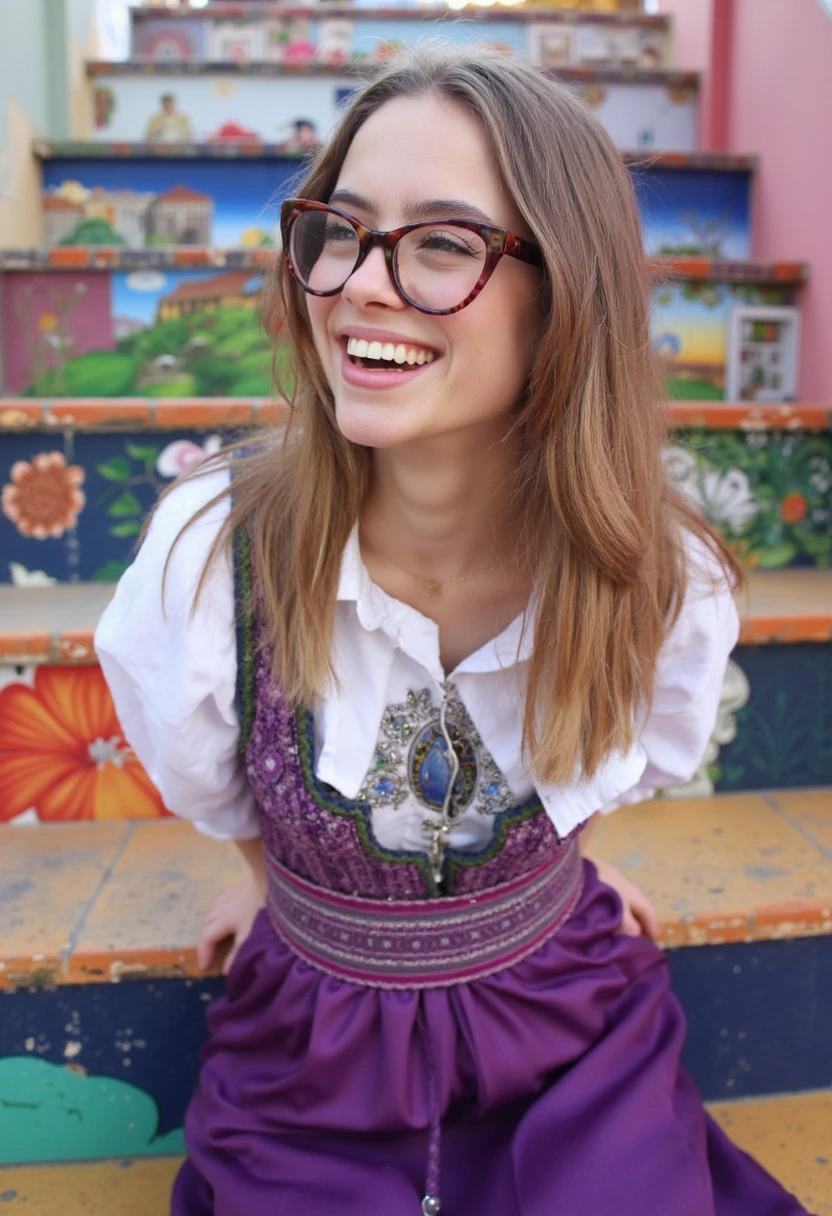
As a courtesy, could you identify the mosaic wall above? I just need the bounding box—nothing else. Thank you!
[90,71,698,151]
[666,429,832,569]
[1,428,229,583]
[3,426,828,588]
[1,270,781,404]
[1,424,830,827]
[40,156,751,259]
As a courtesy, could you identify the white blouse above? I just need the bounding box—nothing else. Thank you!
[95,464,740,847]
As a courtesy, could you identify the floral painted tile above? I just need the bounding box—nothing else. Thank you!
[667,429,832,568]
[0,429,225,583]
[0,664,169,824]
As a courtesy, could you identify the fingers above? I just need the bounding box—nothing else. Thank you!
[619,907,642,937]
[222,937,241,976]
[635,900,660,941]
[196,906,236,971]
[620,897,660,941]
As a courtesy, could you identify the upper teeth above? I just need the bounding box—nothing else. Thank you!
[347,337,435,365]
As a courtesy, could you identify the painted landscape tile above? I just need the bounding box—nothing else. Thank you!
[650,282,793,400]
[1,268,278,399]
[41,158,299,250]
[89,72,697,151]
[39,155,748,275]
[632,167,751,259]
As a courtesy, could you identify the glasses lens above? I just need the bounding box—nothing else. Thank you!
[396,224,488,311]
[289,208,360,293]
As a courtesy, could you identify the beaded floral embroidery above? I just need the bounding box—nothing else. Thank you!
[357,685,515,822]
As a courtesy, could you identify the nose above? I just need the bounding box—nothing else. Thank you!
[341,242,404,311]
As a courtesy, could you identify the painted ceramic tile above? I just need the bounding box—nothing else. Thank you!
[1,269,274,399]
[0,434,81,582]
[632,167,752,259]
[651,283,793,400]
[39,156,746,260]
[0,429,224,583]
[566,79,697,151]
[88,69,696,151]
[131,16,205,61]
[41,158,296,249]
[0,665,169,824]
[89,73,350,145]
[0,980,223,1161]
[668,428,832,568]
[717,643,832,791]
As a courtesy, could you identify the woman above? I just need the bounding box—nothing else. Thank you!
[96,47,810,1216]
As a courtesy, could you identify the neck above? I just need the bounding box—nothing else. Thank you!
[361,418,521,582]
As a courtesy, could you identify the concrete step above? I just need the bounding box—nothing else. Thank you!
[1,568,830,668]
[0,1089,828,1214]
[0,790,830,1173]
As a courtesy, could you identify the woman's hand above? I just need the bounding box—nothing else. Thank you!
[591,857,660,941]
[196,873,266,974]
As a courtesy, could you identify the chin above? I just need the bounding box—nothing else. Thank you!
[333,396,431,449]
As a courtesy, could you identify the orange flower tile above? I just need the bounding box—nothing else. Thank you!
[0,666,167,824]
[1,452,85,539]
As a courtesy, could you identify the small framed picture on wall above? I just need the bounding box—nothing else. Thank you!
[726,306,801,403]
[528,25,576,69]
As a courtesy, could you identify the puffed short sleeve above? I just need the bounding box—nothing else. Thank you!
[600,531,740,814]
[94,465,259,840]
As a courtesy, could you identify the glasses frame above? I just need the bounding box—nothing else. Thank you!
[280,197,543,316]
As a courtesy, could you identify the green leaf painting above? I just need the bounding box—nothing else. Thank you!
[0,1057,184,1164]
[96,443,161,543]
[97,456,132,481]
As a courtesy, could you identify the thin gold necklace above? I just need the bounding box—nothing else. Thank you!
[361,527,497,600]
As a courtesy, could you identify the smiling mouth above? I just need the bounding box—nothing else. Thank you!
[344,336,437,370]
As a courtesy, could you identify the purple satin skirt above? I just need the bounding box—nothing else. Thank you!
[172,861,812,1215]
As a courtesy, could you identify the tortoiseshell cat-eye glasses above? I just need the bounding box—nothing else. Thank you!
[280,198,543,316]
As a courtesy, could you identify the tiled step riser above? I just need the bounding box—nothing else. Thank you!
[87,65,697,152]
[1,937,830,1166]
[0,262,807,407]
[37,152,754,260]
[720,645,832,793]
[1,420,829,584]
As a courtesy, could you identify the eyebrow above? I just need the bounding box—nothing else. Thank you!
[328,189,498,227]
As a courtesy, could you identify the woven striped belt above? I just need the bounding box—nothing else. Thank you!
[265,837,584,990]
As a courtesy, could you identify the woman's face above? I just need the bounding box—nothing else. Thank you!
[306,94,543,450]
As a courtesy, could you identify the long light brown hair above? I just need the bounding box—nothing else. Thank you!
[163,45,741,784]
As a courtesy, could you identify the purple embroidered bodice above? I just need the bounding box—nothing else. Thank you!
[236,539,575,900]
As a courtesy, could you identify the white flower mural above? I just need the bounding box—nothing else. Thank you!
[662,445,759,535]
[156,434,222,479]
